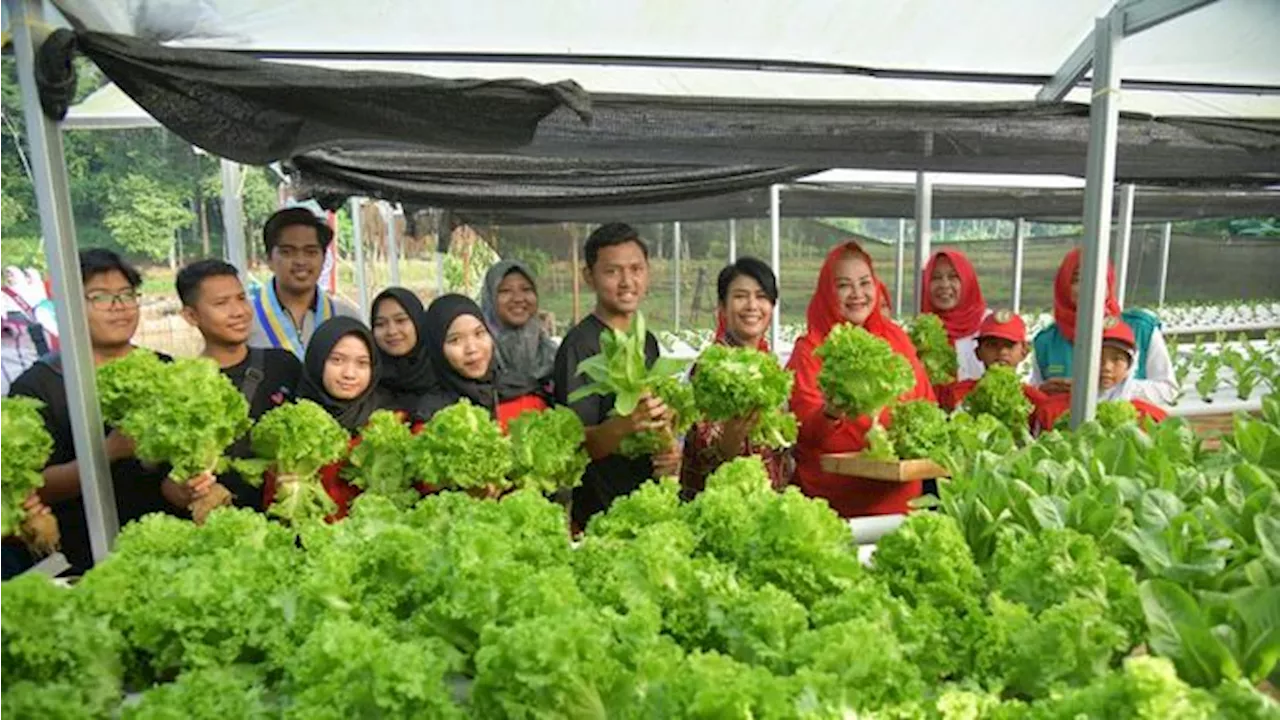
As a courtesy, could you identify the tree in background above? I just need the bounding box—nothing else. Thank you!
[1,58,282,270]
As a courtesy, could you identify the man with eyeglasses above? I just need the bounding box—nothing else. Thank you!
[6,249,188,576]
[247,207,359,359]
[177,259,302,510]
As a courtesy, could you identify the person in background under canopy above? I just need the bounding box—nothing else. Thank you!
[415,294,548,427]
[921,249,990,382]
[935,310,1047,415]
[7,250,187,575]
[788,242,935,518]
[262,317,395,521]
[681,257,791,499]
[554,223,678,529]
[1031,247,1176,406]
[248,207,360,360]
[176,259,302,510]
[1034,317,1168,431]
[481,259,557,393]
[370,287,435,413]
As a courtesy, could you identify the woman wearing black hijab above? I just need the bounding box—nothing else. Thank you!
[266,316,398,519]
[370,288,436,411]
[416,294,547,428]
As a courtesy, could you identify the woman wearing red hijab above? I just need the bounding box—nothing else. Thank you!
[681,258,790,499]
[1031,248,1176,406]
[788,243,935,518]
[921,250,990,381]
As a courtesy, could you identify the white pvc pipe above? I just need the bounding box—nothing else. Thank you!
[673,221,682,331]
[219,159,247,275]
[1012,218,1026,313]
[1158,222,1173,307]
[350,197,369,318]
[770,185,782,350]
[728,218,737,263]
[913,173,933,315]
[1114,183,1136,307]
[894,218,906,316]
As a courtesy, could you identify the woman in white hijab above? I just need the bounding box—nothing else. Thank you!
[480,259,557,391]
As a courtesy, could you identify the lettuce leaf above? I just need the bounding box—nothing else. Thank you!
[1,397,53,536]
[410,399,512,490]
[816,324,915,419]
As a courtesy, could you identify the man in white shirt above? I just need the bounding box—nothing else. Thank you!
[248,207,360,359]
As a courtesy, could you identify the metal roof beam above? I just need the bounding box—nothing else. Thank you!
[1037,0,1221,102]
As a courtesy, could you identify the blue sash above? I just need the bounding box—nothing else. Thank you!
[251,281,334,359]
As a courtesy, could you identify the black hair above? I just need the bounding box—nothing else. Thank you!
[716,257,779,305]
[584,222,648,269]
[176,259,240,307]
[79,248,142,288]
[262,207,334,255]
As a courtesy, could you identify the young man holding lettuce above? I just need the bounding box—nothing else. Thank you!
[553,223,679,528]
[7,250,186,573]
[177,259,303,509]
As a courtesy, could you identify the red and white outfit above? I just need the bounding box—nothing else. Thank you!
[921,250,991,383]
[788,243,936,518]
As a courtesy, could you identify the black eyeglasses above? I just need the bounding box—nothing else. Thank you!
[85,290,141,309]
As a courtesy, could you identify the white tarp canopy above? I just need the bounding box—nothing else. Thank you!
[49,0,1280,118]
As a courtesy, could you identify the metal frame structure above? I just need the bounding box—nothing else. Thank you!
[5,0,1235,558]
[1067,10,1125,427]
[8,0,118,562]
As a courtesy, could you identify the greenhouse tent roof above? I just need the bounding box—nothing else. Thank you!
[50,0,1280,111]
[45,0,1280,187]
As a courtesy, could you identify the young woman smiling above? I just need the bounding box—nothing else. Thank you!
[370,287,436,412]
[680,258,791,498]
[920,249,990,382]
[416,294,547,427]
[263,317,398,520]
[481,260,557,392]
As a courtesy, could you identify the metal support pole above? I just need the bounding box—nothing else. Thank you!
[913,173,933,315]
[769,185,782,351]
[1070,11,1123,428]
[9,0,119,561]
[1157,222,1173,306]
[1113,183,1136,307]
[894,219,906,316]
[387,204,401,287]
[728,218,737,263]
[350,197,369,318]
[673,222,682,331]
[1012,218,1027,313]
[220,159,247,275]
[436,210,449,296]
[571,224,582,323]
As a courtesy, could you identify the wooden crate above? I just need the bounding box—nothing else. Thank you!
[820,454,950,482]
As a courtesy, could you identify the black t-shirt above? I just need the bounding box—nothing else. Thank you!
[220,347,302,509]
[553,314,661,527]
[7,352,175,574]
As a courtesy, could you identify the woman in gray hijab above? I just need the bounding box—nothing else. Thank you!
[480,259,557,390]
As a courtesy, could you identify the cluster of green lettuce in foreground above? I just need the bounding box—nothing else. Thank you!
[5,431,1277,718]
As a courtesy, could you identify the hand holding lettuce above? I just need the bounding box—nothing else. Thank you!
[1,397,59,554]
[97,353,251,523]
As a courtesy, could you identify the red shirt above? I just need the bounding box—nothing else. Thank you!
[1032,393,1168,433]
[788,333,936,518]
[937,378,1048,414]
